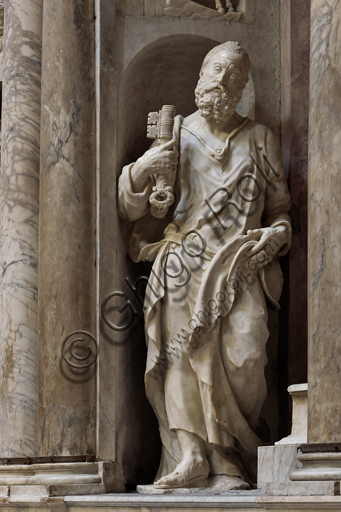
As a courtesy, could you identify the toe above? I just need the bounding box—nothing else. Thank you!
[155,472,183,488]
[154,476,166,486]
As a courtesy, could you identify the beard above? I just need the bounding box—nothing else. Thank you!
[195,77,243,123]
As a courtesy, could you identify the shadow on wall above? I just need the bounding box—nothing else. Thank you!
[118,35,219,168]
[116,36,223,489]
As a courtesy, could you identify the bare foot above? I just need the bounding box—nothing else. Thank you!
[154,455,209,489]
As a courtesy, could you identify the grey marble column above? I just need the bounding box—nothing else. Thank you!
[307,0,341,446]
[290,0,341,482]
[38,0,96,455]
[0,0,42,458]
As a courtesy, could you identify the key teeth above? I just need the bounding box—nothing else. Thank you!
[147,111,160,139]
[147,111,159,124]
[147,126,159,139]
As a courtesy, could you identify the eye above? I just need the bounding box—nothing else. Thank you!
[214,66,222,73]
[229,73,237,80]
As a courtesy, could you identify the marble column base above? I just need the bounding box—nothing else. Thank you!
[0,462,124,496]
[257,445,300,488]
[276,384,308,446]
[0,498,67,511]
[267,480,341,496]
[290,452,341,481]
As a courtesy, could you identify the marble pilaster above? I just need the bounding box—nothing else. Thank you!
[258,385,307,489]
[307,0,341,445]
[38,0,96,455]
[276,384,307,446]
[0,0,43,457]
[289,0,341,483]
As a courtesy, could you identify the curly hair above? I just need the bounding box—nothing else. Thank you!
[200,41,250,86]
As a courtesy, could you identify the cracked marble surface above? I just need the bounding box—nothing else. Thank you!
[38,0,97,457]
[0,0,43,458]
[308,0,341,444]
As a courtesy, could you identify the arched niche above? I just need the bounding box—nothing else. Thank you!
[115,35,280,479]
[117,34,255,171]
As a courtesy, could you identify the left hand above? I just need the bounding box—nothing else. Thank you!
[247,226,288,269]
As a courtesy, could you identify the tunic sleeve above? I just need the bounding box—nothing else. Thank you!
[118,163,152,222]
[262,129,292,256]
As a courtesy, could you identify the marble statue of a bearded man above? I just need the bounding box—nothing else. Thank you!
[118,41,291,490]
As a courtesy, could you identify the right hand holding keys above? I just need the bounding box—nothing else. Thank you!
[135,138,179,178]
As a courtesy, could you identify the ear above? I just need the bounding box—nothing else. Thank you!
[242,72,249,88]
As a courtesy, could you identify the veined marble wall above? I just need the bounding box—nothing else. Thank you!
[308,0,341,445]
[0,0,42,458]
[38,0,97,457]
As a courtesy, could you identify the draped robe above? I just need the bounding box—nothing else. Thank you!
[118,112,291,479]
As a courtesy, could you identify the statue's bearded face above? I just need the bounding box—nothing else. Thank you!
[195,50,248,124]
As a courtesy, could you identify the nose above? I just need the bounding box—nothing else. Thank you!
[217,68,228,85]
